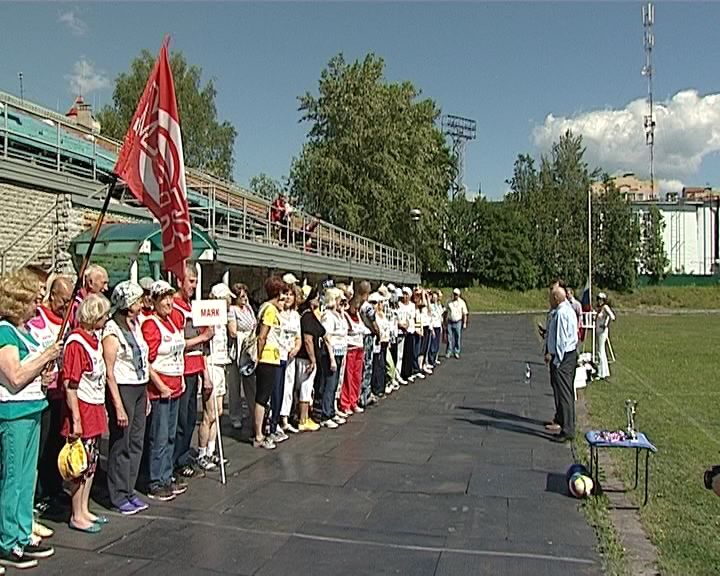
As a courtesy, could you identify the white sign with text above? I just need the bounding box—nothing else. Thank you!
[191,299,227,327]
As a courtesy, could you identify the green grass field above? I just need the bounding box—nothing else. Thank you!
[439,285,720,313]
[584,314,720,576]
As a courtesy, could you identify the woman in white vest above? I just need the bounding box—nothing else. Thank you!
[103,281,150,515]
[140,281,186,502]
[594,292,616,380]
[61,294,110,535]
[197,283,234,471]
[0,269,60,569]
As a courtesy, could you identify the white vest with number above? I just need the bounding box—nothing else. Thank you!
[65,333,106,405]
[146,316,185,376]
[0,321,45,403]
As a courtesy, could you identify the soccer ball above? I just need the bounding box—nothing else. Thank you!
[566,463,590,482]
[569,473,594,498]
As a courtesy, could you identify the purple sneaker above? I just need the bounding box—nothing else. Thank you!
[116,500,140,515]
[129,495,148,512]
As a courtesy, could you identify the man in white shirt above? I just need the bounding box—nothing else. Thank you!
[445,288,468,359]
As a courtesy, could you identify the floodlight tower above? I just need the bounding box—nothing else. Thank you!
[442,114,476,199]
[642,2,656,198]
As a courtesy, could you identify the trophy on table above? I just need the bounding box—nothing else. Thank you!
[625,399,638,440]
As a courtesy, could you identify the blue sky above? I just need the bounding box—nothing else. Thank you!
[2,1,719,198]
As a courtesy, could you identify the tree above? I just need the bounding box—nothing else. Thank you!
[445,191,479,272]
[640,204,669,283]
[289,53,456,271]
[249,173,283,202]
[593,177,641,290]
[97,49,237,180]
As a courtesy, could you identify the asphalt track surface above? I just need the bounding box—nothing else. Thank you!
[41,315,601,575]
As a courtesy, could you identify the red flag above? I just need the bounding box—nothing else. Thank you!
[114,38,192,280]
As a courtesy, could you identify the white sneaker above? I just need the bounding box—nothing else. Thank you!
[336,409,351,418]
[423,366,433,375]
[384,385,393,395]
[391,382,400,391]
[407,374,416,382]
[321,419,339,429]
[396,376,408,385]
[332,415,347,425]
[271,429,289,443]
[282,423,299,434]
[353,406,365,414]
[415,372,426,380]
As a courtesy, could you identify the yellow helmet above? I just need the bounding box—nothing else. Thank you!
[57,439,88,481]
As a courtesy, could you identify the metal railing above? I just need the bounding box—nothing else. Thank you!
[0,198,58,275]
[0,90,417,275]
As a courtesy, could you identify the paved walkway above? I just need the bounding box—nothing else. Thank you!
[41,315,601,575]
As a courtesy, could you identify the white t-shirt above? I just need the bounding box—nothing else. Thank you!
[431,302,444,328]
[209,322,231,366]
[279,309,301,362]
[397,301,416,334]
[321,309,348,357]
[447,298,468,323]
[103,319,149,385]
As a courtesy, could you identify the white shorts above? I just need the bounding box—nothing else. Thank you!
[294,358,316,403]
[209,364,228,397]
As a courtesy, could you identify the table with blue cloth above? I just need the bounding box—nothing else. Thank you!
[585,430,657,506]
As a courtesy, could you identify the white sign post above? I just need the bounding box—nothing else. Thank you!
[191,299,228,485]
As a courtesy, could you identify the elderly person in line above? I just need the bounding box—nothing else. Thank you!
[61,294,111,533]
[227,283,257,431]
[278,285,302,436]
[594,292,616,381]
[0,269,60,569]
[141,281,187,502]
[319,288,348,428]
[294,288,322,432]
[103,281,150,515]
[68,264,108,329]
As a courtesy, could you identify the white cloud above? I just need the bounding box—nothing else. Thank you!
[531,90,720,182]
[58,8,87,36]
[65,57,109,95]
[658,179,684,195]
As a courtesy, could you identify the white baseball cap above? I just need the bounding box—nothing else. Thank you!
[453,288,461,295]
[210,283,235,299]
[283,273,299,285]
[402,286,413,295]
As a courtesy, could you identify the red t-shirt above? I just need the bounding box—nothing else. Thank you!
[169,296,205,376]
[141,315,184,400]
[61,329,107,438]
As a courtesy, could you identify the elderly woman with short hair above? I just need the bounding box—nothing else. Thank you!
[0,269,60,569]
[62,294,111,534]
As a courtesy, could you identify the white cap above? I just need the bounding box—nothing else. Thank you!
[111,281,144,313]
[138,276,155,291]
[368,292,383,303]
[150,280,175,299]
[387,283,396,292]
[453,288,461,295]
[402,286,413,295]
[210,283,235,299]
[283,273,299,285]
[597,292,608,300]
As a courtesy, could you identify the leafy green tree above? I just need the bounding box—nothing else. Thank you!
[640,204,669,283]
[445,192,479,272]
[592,177,641,290]
[249,173,284,202]
[289,53,456,271]
[97,49,237,180]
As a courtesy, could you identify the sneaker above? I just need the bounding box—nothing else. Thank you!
[32,521,53,539]
[396,376,408,385]
[22,542,54,560]
[423,366,433,374]
[332,415,347,425]
[454,353,461,359]
[210,454,229,466]
[414,372,426,380]
[116,500,141,515]
[147,485,176,502]
[368,394,379,405]
[336,410,351,419]
[384,385,393,395]
[391,382,400,391]
[282,422,300,434]
[353,406,365,414]
[298,419,320,432]
[253,437,277,449]
[174,465,196,479]
[434,360,442,366]
[407,374,417,383]
[197,456,217,471]
[169,480,188,495]
[0,547,38,569]
[321,419,339,429]
[271,429,289,443]
[129,495,148,511]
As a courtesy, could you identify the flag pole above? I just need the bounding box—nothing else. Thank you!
[56,173,119,339]
[588,185,595,363]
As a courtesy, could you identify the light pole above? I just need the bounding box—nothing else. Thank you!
[409,208,421,275]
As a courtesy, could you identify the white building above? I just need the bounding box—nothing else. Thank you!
[632,200,720,275]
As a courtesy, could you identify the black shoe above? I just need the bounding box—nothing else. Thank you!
[22,543,54,560]
[174,465,196,478]
[169,479,188,495]
[0,547,39,569]
[146,485,176,502]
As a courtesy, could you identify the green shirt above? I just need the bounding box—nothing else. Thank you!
[0,323,47,420]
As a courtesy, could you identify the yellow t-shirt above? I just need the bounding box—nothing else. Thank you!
[259,303,282,365]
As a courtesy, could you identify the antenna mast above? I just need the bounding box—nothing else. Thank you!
[642,2,656,199]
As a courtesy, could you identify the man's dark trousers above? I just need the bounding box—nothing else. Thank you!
[553,349,577,437]
[174,373,199,469]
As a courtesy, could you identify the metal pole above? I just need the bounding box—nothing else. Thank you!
[588,185,595,363]
[210,338,227,485]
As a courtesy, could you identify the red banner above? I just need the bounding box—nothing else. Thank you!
[114,37,192,280]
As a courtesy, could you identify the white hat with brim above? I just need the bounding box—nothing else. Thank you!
[210,283,235,299]
[150,280,175,300]
[283,273,299,285]
[368,292,384,303]
[402,287,413,295]
[111,281,144,313]
[453,288,461,295]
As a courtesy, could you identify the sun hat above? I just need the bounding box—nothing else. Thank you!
[57,439,88,481]
[150,280,175,299]
[111,281,144,313]
[210,283,235,299]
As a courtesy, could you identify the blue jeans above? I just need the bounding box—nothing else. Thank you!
[173,373,198,469]
[447,321,463,356]
[360,335,374,406]
[321,353,344,419]
[371,343,387,395]
[429,327,441,365]
[148,398,179,490]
